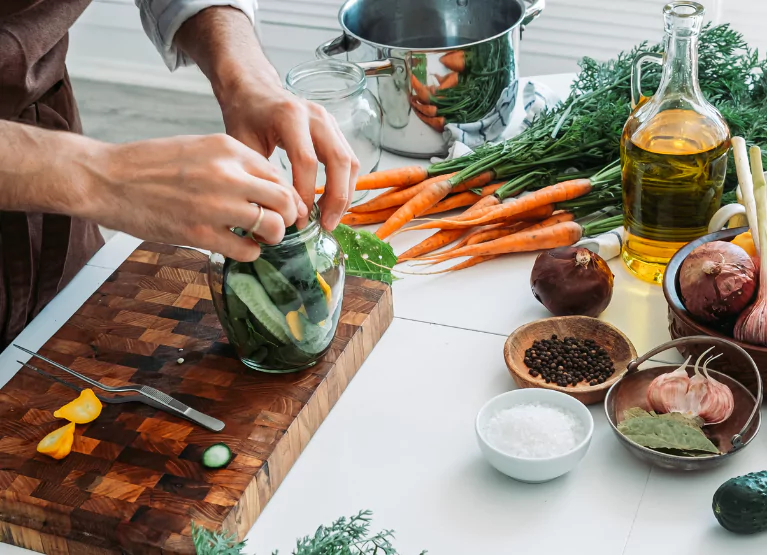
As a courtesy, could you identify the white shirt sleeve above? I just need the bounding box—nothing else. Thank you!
[135,0,259,71]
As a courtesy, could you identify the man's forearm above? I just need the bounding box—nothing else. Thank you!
[0,121,102,215]
[175,7,281,107]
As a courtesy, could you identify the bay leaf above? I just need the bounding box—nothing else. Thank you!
[618,412,719,455]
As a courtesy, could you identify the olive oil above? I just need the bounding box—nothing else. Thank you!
[622,110,730,283]
[620,1,730,284]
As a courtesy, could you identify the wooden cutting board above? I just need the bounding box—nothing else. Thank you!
[0,242,393,554]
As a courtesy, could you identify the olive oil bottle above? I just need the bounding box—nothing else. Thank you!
[621,1,730,284]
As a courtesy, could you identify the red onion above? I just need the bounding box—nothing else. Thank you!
[679,241,757,325]
[530,247,614,317]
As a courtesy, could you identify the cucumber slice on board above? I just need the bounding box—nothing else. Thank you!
[227,272,291,344]
[252,258,302,313]
[201,443,232,469]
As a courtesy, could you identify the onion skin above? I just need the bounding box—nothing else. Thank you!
[679,241,757,325]
[530,247,614,317]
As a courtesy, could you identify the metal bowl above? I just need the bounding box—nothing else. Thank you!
[604,336,762,471]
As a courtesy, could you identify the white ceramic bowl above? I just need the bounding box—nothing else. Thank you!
[475,388,594,483]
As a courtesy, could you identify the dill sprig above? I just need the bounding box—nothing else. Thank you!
[191,511,426,555]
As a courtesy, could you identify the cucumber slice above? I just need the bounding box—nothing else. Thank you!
[227,272,290,344]
[261,225,329,325]
[201,443,232,469]
[253,258,302,313]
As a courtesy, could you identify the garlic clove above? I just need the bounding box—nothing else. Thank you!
[681,349,713,417]
[698,354,735,425]
[646,356,691,414]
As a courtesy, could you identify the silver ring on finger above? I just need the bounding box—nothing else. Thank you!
[248,204,266,241]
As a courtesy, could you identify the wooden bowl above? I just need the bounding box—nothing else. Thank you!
[663,226,767,392]
[504,316,638,405]
[605,336,762,471]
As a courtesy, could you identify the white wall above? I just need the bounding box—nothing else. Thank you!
[67,0,766,94]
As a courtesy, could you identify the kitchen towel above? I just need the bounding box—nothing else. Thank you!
[441,79,562,151]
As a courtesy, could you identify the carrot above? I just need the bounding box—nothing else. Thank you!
[420,213,583,264]
[414,110,446,132]
[424,183,502,214]
[440,51,466,73]
[449,172,496,193]
[410,97,439,117]
[396,190,499,261]
[404,178,593,231]
[376,170,496,239]
[407,223,527,263]
[436,72,460,90]
[410,74,434,104]
[397,229,467,262]
[377,178,454,239]
[356,166,429,190]
[414,215,573,273]
[421,220,584,262]
[465,224,527,247]
[351,172,458,213]
[341,207,399,226]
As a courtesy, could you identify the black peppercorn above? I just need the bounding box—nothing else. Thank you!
[524,335,615,388]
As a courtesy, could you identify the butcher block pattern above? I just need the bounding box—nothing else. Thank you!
[0,242,393,554]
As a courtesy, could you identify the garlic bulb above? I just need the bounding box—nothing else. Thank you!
[645,349,734,425]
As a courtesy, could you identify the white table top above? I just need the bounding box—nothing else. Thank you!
[2,73,765,555]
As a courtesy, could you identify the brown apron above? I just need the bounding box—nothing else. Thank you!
[0,0,104,347]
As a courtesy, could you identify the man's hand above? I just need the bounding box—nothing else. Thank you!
[0,122,305,262]
[175,7,359,230]
[80,134,306,262]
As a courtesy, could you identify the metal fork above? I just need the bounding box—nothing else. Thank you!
[14,345,224,432]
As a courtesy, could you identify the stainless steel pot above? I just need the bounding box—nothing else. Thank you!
[316,0,545,158]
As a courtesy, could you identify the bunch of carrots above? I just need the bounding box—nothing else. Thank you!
[326,161,623,273]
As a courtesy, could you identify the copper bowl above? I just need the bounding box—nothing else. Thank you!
[504,316,637,405]
[663,226,767,391]
[605,336,762,471]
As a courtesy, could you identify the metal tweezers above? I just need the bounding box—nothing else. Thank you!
[14,344,224,432]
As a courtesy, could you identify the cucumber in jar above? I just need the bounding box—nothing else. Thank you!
[260,224,329,325]
[226,272,291,344]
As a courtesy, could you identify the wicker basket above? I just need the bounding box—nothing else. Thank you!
[663,226,767,394]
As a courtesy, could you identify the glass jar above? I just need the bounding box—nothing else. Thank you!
[621,1,730,284]
[280,59,383,205]
[208,207,345,373]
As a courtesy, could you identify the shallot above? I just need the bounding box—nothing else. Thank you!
[679,241,756,325]
[530,247,614,317]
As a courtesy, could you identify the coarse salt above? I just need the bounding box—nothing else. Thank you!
[483,402,585,458]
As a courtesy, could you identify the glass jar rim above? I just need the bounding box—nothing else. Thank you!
[274,204,322,249]
[286,59,366,102]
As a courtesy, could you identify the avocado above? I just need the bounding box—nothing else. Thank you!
[713,471,767,534]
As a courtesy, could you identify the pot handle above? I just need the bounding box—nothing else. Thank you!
[626,335,762,450]
[522,0,545,28]
[316,35,354,58]
[316,36,395,78]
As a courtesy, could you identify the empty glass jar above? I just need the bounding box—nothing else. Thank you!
[280,59,383,204]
